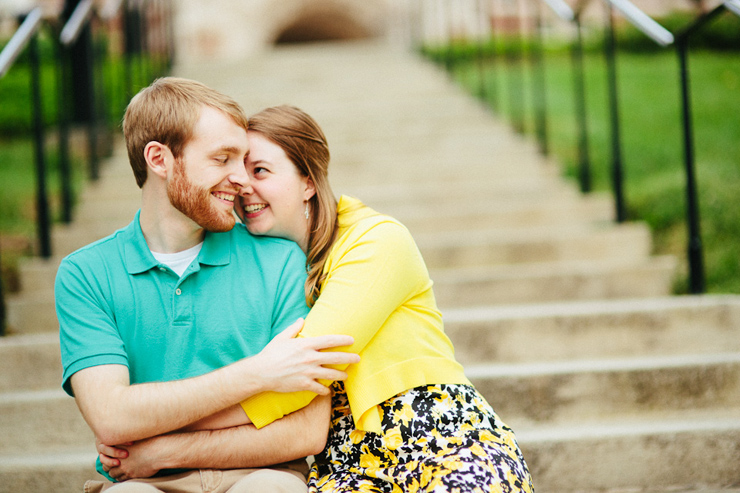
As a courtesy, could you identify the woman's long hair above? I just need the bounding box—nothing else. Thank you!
[247,105,338,306]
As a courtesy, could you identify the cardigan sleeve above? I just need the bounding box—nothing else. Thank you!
[240,218,431,428]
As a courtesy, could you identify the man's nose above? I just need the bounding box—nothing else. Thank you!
[228,161,250,189]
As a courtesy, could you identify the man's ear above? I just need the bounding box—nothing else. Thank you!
[143,141,173,180]
[304,176,316,201]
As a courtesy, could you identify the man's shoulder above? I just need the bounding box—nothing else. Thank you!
[56,225,133,287]
[61,228,128,266]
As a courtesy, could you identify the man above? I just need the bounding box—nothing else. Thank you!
[55,77,359,492]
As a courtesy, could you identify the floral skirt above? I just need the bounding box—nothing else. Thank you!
[308,382,534,493]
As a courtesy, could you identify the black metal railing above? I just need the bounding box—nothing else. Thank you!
[674,0,740,294]
[414,0,739,295]
[0,0,174,335]
[0,7,47,337]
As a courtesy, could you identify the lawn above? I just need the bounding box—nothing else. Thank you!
[447,49,740,294]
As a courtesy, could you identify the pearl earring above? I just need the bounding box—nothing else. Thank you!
[304,202,309,220]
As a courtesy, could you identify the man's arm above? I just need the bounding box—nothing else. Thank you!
[72,320,357,445]
[100,394,332,481]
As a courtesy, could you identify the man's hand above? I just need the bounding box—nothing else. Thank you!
[98,436,166,481]
[250,318,360,396]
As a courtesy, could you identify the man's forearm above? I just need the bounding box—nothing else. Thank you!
[73,359,271,445]
[121,395,330,475]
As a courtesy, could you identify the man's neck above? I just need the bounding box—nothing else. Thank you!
[139,189,206,254]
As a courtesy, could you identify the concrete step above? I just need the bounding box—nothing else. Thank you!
[518,415,740,492]
[51,221,128,258]
[417,222,652,268]
[334,171,569,206]
[432,256,677,307]
[444,295,740,364]
[0,448,97,493]
[4,352,736,455]
[467,352,740,427]
[16,257,62,292]
[0,389,93,453]
[390,193,615,234]
[5,290,57,335]
[0,333,60,391]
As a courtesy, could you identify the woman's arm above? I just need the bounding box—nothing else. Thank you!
[241,220,431,427]
[181,404,251,431]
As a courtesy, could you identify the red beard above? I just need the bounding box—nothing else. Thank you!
[167,158,236,232]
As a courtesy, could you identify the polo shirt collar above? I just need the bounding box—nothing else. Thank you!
[124,210,232,274]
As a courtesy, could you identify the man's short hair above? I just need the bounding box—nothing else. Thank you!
[123,77,249,188]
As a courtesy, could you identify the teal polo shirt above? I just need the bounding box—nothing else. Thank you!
[57,210,310,397]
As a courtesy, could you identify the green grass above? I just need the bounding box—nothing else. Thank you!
[445,49,740,294]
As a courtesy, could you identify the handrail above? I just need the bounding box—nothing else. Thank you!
[726,0,740,17]
[0,7,43,77]
[604,0,674,46]
[100,0,126,20]
[676,0,739,40]
[60,0,95,46]
[541,0,574,22]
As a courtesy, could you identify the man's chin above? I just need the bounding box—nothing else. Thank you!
[200,215,236,233]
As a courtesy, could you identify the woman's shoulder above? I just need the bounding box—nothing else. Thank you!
[336,196,415,249]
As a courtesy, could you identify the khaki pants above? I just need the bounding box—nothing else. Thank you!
[84,467,306,493]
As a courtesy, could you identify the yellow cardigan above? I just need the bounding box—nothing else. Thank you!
[240,195,470,433]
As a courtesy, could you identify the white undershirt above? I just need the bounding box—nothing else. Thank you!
[151,242,204,277]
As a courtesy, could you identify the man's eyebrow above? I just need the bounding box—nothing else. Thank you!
[216,145,241,154]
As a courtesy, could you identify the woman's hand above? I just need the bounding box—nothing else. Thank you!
[250,318,359,395]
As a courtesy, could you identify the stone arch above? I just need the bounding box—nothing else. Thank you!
[267,0,388,46]
[274,9,372,44]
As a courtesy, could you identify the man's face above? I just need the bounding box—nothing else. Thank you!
[166,106,249,232]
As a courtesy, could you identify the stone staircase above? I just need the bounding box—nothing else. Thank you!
[1,41,738,492]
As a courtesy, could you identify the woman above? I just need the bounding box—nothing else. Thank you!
[232,105,533,493]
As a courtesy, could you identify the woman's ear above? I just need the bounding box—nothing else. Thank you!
[143,141,172,180]
[304,176,317,201]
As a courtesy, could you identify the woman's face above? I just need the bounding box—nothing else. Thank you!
[237,132,315,250]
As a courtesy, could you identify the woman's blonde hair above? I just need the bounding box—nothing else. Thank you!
[123,77,248,188]
[247,105,338,306]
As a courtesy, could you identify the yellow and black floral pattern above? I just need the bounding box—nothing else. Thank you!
[308,382,534,493]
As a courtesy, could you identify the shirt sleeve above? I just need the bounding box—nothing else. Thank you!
[241,219,430,428]
[56,257,128,397]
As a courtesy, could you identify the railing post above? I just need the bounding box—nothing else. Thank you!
[672,0,740,293]
[84,20,99,181]
[0,247,5,336]
[27,22,52,259]
[677,38,704,294]
[506,0,526,133]
[530,0,549,154]
[486,0,500,111]
[57,28,74,223]
[571,13,591,192]
[604,2,626,222]
[476,0,489,100]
